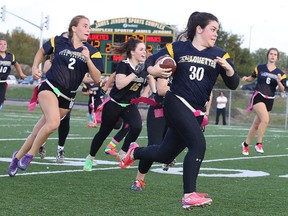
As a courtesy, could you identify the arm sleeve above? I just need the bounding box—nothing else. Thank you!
[221,71,240,90]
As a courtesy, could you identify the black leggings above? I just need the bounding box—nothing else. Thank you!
[89,100,142,156]
[0,83,7,104]
[134,91,206,193]
[88,95,102,114]
[138,105,167,174]
[114,121,129,142]
[58,111,71,147]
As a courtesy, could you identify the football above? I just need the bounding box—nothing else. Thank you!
[156,55,177,73]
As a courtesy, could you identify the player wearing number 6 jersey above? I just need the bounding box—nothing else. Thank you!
[120,11,240,210]
[8,15,104,176]
[241,48,286,156]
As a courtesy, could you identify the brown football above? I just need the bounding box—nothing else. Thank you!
[156,56,177,73]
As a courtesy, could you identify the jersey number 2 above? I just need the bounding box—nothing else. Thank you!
[68,58,76,70]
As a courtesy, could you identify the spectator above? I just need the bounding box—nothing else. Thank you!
[215,91,227,125]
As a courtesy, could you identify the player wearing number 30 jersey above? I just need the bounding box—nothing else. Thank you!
[120,11,240,209]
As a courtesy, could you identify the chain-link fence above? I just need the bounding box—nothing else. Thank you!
[210,89,288,129]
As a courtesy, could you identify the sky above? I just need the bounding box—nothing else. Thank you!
[1,0,288,54]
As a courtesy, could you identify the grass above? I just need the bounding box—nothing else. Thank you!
[0,105,288,216]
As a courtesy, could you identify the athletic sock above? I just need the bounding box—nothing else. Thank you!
[88,113,93,123]
[243,142,249,147]
[105,138,118,152]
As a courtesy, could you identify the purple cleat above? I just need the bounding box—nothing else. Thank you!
[18,154,33,170]
[8,152,19,177]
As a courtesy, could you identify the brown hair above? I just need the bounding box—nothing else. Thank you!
[111,37,143,59]
[68,15,89,39]
[267,47,280,60]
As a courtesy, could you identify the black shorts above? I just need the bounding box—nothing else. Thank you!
[38,80,76,109]
[253,93,274,112]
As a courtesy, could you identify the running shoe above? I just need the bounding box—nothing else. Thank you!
[196,193,209,198]
[182,192,212,210]
[104,147,118,156]
[8,151,19,177]
[162,158,177,171]
[255,143,264,154]
[39,145,46,159]
[56,149,65,163]
[131,180,146,191]
[18,154,33,170]
[241,142,249,156]
[120,142,139,169]
[83,155,93,171]
[105,147,122,162]
[87,122,97,128]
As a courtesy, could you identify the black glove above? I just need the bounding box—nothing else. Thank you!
[133,62,145,76]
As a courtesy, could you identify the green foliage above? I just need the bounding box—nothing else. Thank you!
[3,28,39,65]
[215,27,256,87]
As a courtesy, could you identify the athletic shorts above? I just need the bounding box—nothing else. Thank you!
[38,80,76,109]
[253,93,274,112]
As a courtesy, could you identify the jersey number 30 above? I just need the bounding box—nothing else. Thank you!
[189,66,204,81]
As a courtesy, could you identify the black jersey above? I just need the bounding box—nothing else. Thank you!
[252,64,286,97]
[151,41,239,108]
[0,52,16,80]
[82,82,103,96]
[43,36,104,91]
[109,59,148,104]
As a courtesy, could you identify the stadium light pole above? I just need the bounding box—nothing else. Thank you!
[1,6,49,70]
[1,6,6,21]
[249,20,266,53]
[0,5,49,68]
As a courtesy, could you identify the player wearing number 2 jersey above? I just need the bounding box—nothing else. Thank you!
[8,15,104,176]
[120,11,240,209]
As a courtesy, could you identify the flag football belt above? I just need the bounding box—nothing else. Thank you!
[175,94,205,117]
[110,97,130,108]
[0,80,8,83]
[246,90,275,111]
[45,79,75,102]
[130,97,159,107]
[257,91,275,99]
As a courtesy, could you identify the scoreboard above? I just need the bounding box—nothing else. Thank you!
[88,17,175,74]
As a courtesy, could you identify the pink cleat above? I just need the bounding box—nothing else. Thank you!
[120,142,139,169]
[182,192,212,210]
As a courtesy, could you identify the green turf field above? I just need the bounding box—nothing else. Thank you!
[0,105,288,216]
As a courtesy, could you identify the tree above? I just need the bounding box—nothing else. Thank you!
[4,28,39,65]
[215,26,255,87]
[1,28,40,77]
